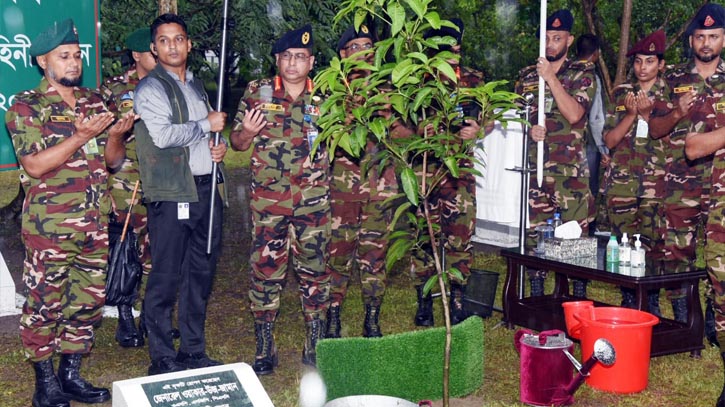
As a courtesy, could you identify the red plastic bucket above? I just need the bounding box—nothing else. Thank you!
[573,307,659,393]
[562,301,593,339]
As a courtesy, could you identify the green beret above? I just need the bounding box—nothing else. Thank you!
[29,19,79,57]
[125,28,151,53]
[271,24,313,56]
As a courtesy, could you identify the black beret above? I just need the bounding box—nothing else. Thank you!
[691,3,725,31]
[336,24,373,52]
[271,24,313,56]
[29,18,79,57]
[627,30,666,57]
[424,18,464,45]
[125,28,151,53]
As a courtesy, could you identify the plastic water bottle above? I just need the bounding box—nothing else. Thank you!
[552,210,563,235]
[606,235,619,263]
[619,233,631,265]
[535,219,555,254]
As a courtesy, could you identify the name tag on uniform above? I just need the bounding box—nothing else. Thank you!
[257,103,284,112]
[615,105,626,112]
[716,102,725,112]
[50,115,72,122]
[544,97,554,114]
[83,138,99,155]
[177,202,189,220]
[674,85,694,94]
[635,119,649,138]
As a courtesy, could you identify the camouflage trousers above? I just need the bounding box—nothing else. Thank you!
[249,208,331,323]
[411,172,475,285]
[606,196,665,254]
[527,175,594,278]
[327,198,392,307]
[663,197,708,263]
[20,230,109,362]
[705,200,725,343]
[111,203,151,306]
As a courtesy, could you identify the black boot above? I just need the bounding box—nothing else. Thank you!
[252,322,277,376]
[302,318,324,366]
[671,297,688,323]
[718,352,725,407]
[363,303,382,337]
[32,359,70,407]
[572,279,587,298]
[449,284,467,325]
[58,354,110,404]
[326,305,341,339]
[116,304,144,348]
[647,291,662,317]
[706,298,719,348]
[414,285,434,327]
[620,288,636,308]
[529,276,544,297]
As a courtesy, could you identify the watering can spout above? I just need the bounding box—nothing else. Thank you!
[562,338,616,397]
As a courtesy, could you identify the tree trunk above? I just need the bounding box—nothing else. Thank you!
[157,0,177,15]
[581,0,614,101]
[614,0,633,87]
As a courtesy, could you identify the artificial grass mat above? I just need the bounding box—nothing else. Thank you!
[316,316,484,402]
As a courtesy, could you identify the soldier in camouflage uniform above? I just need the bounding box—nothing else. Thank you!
[410,19,482,327]
[682,5,725,405]
[515,10,596,297]
[4,19,135,407]
[230,25,330,375]
[649,5,725,322]
[99,27,156,349]
[603,30,668,315]
[325,25,410,338]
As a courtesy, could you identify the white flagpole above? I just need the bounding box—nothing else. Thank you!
[537,1,546,188]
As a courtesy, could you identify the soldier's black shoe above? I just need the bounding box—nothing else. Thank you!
[58,354,110,404]
[414,285,434,327]
[326,305,341,338]
[363,303,382,337]
[620,288,636,308]
[529,276,544,297]
[706,298,720,347]
[572,279,588,298]
[32,359,70,407]
[671,297,688,323]
[116,304,144,348]
[302,319,324,366]
[176,352,222,370]
[647,291,662,317]
[449,284,468,325]
[148,357,186,376]
[253,322,277,376]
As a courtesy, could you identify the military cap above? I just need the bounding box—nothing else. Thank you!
[271,24,313,56]
[336,24,374,52]
[125,28,152,53]
[29,18,79,57]
[424,18,464,45]
[691,3,725,31]
[627,30,666,57]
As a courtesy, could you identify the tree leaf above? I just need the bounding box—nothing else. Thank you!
[401,167,419,206]
[388,2,406,36]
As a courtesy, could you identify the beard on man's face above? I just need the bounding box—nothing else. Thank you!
[694,49,719,63]
[546,48,567,62]
[58,77,82,87]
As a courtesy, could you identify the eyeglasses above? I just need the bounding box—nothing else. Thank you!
[343,42,373,52]
[279,52,311,61]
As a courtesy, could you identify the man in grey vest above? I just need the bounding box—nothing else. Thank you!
[133,13,228,376]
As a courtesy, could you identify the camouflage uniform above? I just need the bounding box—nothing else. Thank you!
[233,76,331,323]
[653,60,723,263]
[411,66,482,285]
[328,138,397,307]
[99,68,151,295]
[707,143,725,340]
[5,78,112,361]
[515,59,596,248]
[604,79,667,252]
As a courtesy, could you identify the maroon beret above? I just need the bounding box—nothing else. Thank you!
[626,30,665,57]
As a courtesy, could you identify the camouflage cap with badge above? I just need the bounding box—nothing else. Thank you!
[125,27,152,53]
[29,18,79,57]
[271,24,314,56]
[626,30,666,57]
[336,24,373,52]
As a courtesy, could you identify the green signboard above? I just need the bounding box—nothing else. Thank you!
[0,0,101,171]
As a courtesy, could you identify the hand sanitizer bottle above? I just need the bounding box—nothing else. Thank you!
[619,232,631,265]
[606,235,619,263]
[631,234,646,267]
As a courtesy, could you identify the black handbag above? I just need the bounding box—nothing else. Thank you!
[105,181,143,306]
